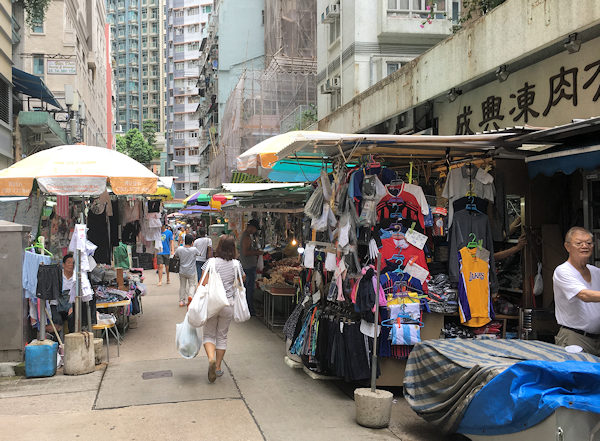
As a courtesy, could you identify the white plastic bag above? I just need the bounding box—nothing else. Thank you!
[188,259,229,327]
[233,262,251,323]
[257,254,264,273]
[533,262,543,296]
[187,282,208,327]
[176,314,201,359]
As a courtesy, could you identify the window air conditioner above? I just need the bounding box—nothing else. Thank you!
[321,3,340,24]
[320,82,332,95]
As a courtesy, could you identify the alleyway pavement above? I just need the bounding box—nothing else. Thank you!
[0,271,450,441]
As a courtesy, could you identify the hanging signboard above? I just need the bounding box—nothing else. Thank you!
[47,60,77,75]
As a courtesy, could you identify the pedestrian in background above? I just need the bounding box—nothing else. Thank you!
[157,224,174,286]
[193,227,212,280]
[200,235,245,383]
[174,234,200,307]
[239,219,262,316]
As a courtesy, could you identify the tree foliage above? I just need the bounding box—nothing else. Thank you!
[116,128,159,165]
[22,0,51,30]
[142,119,157,149]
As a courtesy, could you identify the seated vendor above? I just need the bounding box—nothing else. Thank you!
[553,227,600,356]
[50,253,75,335]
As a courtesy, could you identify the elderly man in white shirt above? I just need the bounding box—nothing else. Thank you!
[553,226,600,356]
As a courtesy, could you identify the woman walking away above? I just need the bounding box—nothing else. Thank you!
[200,235,245,383]
[174,234,200,307]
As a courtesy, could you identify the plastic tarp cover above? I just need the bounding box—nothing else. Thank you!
[458,360,600,435]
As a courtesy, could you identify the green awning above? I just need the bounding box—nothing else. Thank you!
[164,202,184,209]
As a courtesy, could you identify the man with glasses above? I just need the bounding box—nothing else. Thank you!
[553,227,600,355]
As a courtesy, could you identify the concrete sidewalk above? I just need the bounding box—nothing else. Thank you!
[0,270,449,441]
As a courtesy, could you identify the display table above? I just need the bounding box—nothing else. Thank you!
[261,285,295,330]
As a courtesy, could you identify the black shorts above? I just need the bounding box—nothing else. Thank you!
[36,264,62,301]
[157,254,170,266]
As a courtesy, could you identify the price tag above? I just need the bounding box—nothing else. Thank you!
[405,228,428,250]
[405,260,429,283]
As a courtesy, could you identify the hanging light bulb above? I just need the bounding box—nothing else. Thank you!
[291,238,297,246]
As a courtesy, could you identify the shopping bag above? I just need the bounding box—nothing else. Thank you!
[187,281,209,327]
[256,254,264,273]
[233,261,250,323]
[176,314,201,359]
[188,259,229,327]
[169,255,180,273]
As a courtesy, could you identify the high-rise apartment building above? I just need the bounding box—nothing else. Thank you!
[165,0,212,196]
[106,0,165,134]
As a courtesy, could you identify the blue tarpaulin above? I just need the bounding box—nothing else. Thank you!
[458,360,600,435]
[12,67,62,109]
[526,145,600,178]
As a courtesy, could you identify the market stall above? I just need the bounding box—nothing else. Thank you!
[219,183,310,328]
[0,145,159,364]
[236,126,600,436]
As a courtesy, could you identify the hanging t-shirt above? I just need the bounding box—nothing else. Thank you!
[457,247,494,327]
[379,237,428,273]
[377,190,425,231]
[442,165,495,228]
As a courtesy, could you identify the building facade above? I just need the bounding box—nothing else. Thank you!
[165,0,212,195]
[209,0,317,186]
[317,0,600,137]
[196,0,265,188]
[14,0,108,159]
[106,0,165,134]
[316,0,459,123]
[0,0,15,169]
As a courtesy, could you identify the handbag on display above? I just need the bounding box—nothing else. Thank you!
[233,261,250,323]
[169,255,180,273]
[188,259,229,327]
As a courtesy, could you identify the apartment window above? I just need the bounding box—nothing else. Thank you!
[151,23,158,33]
[175,96,185,104]
[174,9,184,17]
[0,78,9,124]
[202,5,211,13]
[32,20,44,33]
[187,6,199,15]
[387,62,405,76]
[387,0,447,18]
[188,24,199,33]
[175,114,184,121]
[190,183,199,191]
[176,183,183,191]
[189,131,198,137]
[190,165,198,173]
[188,148,199,156]
[175,62,184,70]
[118,14,125,23]
[143,109,148,118]
[33,55,45,78]
[187,60,198,69]
[188,96,199,104]
[175,44,185,53]
[175,166,184,174]
[151,8,158,19]
[174,148,184,157]
[328,18,340,45]
[142,23,147,33]
[174,132,184,139]
[330,90,341,112]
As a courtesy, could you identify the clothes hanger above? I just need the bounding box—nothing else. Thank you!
[466,233,480,249]
[25,237,53,257]
[465,196,483,214]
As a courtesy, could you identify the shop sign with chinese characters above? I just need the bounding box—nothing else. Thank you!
[435,36,600,135]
